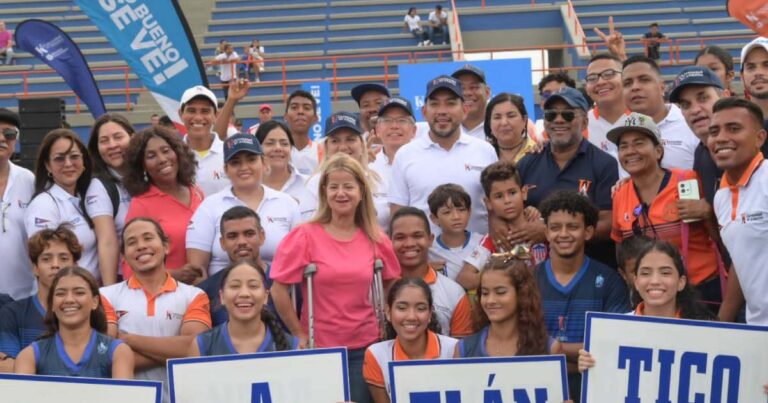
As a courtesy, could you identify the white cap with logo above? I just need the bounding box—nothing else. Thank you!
[180,85,218,111]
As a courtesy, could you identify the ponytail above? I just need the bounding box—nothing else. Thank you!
[262,308,293,351]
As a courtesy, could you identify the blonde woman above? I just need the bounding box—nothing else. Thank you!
[270,153,401,403]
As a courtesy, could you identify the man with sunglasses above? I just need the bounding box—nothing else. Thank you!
[0,108,34,301]
[534,72,576,135]
[585,53,631,177]
[517,87,619,267]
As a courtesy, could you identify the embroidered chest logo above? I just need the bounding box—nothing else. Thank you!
[578,179,592,196]
[464,163,483,172]
[116,310,129,320]
[166,310,183,320]
[97,341,109,355]
[595,274,605,288]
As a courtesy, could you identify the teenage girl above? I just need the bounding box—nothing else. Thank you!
[363,278,457,403]
[455,256,560,358]
[14,266,134,378]
[188,259,298,356]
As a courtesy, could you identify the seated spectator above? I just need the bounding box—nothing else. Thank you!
[428,5,449,45]
[246,39,265,82]
[0,21,13,65]
[14,267,134,379]
[404,7,428,46]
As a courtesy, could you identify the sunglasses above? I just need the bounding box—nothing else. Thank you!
[1,127,18,140]
[631,203,658,238]
[544,110,577,122]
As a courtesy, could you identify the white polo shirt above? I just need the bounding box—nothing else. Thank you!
[24,183,98,279]
[271,167,316,221]
[0,162,35,299]
[389,133,498,234]
[186,185,301,275]
[428,231,483,281]
[587,107,630,178]
[461,123,485,141]
[291,140,321,176]
[185,133,230,197]
[657,104,699,170]
[85,171,131,241]
[215,51,239,82]
[714,154,768,325]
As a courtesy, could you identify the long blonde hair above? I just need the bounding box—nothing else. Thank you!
[312,153,380,242]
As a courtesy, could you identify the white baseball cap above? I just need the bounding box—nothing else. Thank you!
[740,37,768,71]
[180,85,218,111]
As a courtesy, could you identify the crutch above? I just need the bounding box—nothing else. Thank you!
[371,259,387,340]
[303,263,318,349]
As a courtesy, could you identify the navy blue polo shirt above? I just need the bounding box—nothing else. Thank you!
[0,294,12,310]
[0,295,46,358]
[517,139,618,210]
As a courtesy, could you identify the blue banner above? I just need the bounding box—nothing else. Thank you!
[14,19,106,118]
[398,59,535,122]
[301,81,331,141]
[74,0,207,127]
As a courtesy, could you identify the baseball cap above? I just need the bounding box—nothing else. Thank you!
[259,104,272,112]
[351,83,390,106]
[740,37,768,71]
[0,108,21,129]
[180,86,218,111]
[543,87,589,112]
[325,111,363,137]
[451,64,486,83]
[223,133,263,163]
[607,112,661,145]
[378,96,414,117]
[668,66,724,104]
[425,75,464,100]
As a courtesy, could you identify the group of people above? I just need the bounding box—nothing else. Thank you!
[404,5,450,47]
[0,30,767,403]
[209,39,266,99]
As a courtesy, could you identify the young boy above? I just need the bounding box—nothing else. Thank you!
[535,190,629,399]
[427,184,483,281]
[0,225,82,373]
[457,161,548,290]
[391,207,473,337]
[616,235,653,303]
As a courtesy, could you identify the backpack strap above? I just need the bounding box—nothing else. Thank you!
[96,176,120,218]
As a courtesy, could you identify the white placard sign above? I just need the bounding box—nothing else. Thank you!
[389,355,568,402]
[0,373,162,403]
[582,312,768,402]
[168,347,349,403]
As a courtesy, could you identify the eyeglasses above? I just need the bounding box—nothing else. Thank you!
[377,117,413,127]
[544,109,576,122]
[584,69,622,84]
[1,127,18,140]
[631,203,658,238]
[50,153,83,165]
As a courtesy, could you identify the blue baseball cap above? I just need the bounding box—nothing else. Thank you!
[351,83,390,106]
[451,64,486,83]
[224,133,263,163]
[543,87,589,112]
[425,75,464,100]
[325,111,363,137]
[378,96,414,117]
[668,66,724,104]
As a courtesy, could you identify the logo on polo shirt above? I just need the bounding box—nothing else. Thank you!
[464,163,483,172]
[34,217,51,227]
[661,139,683,146]
[166,310,183,321]
[595,274,605,288]
[267,216,288,224]
[741,212,766,224]
[578,179,592,196]
[213,170,224,180]
[624,212,631,222]
[187,220,195,230]
[116,310,129,320]
[17,200,28,208]
[86,195,98,205]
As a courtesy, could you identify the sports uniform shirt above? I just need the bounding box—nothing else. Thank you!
[25,183,98,279]
[196,322,299,356]
[428,231,483,280]
[0,161,35,299]
[101,274,211,387]
[715,153,768,325]
[270,223,401,349]
[463,235,548,272]
[422,266,472,337]
[363,331,457,396]
[0,295,45,358]
[291,140,321,176]
[586,107,631,178]
[32,331,121,378]
[185,134,230,197]
[389,133,498,234]
[611,169,718,285]
[456,326,556,358]
[186,185,301,275]
[85,172,131,243]
[535,258,629,343]
[657,104,699,170]
[124,184,204,277]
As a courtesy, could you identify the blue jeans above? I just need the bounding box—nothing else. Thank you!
[429,26,448,44]
[410,29,426,44]
[348,347,372,403]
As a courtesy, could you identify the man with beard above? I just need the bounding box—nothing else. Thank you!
[451,64,491,140]
[741,37,768,131]
[389,75,497,234]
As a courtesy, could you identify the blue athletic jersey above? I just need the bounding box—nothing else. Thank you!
[457,326,556,358]
[196,322,299,356]
[535,258,629,343]
[33,331,121,378]
[0,295,46,358]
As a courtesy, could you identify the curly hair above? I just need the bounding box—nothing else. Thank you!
[41,266,107,339]
[27,224,83,265]
[87,113,136,181]
[480,160,523,198]
[384,278,442,339]
[473,257,549,355]
[123,126,197,196]
[539,190,598,228]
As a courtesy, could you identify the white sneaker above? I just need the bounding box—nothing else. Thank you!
[426,40,432,46]
[417,41,423,47]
